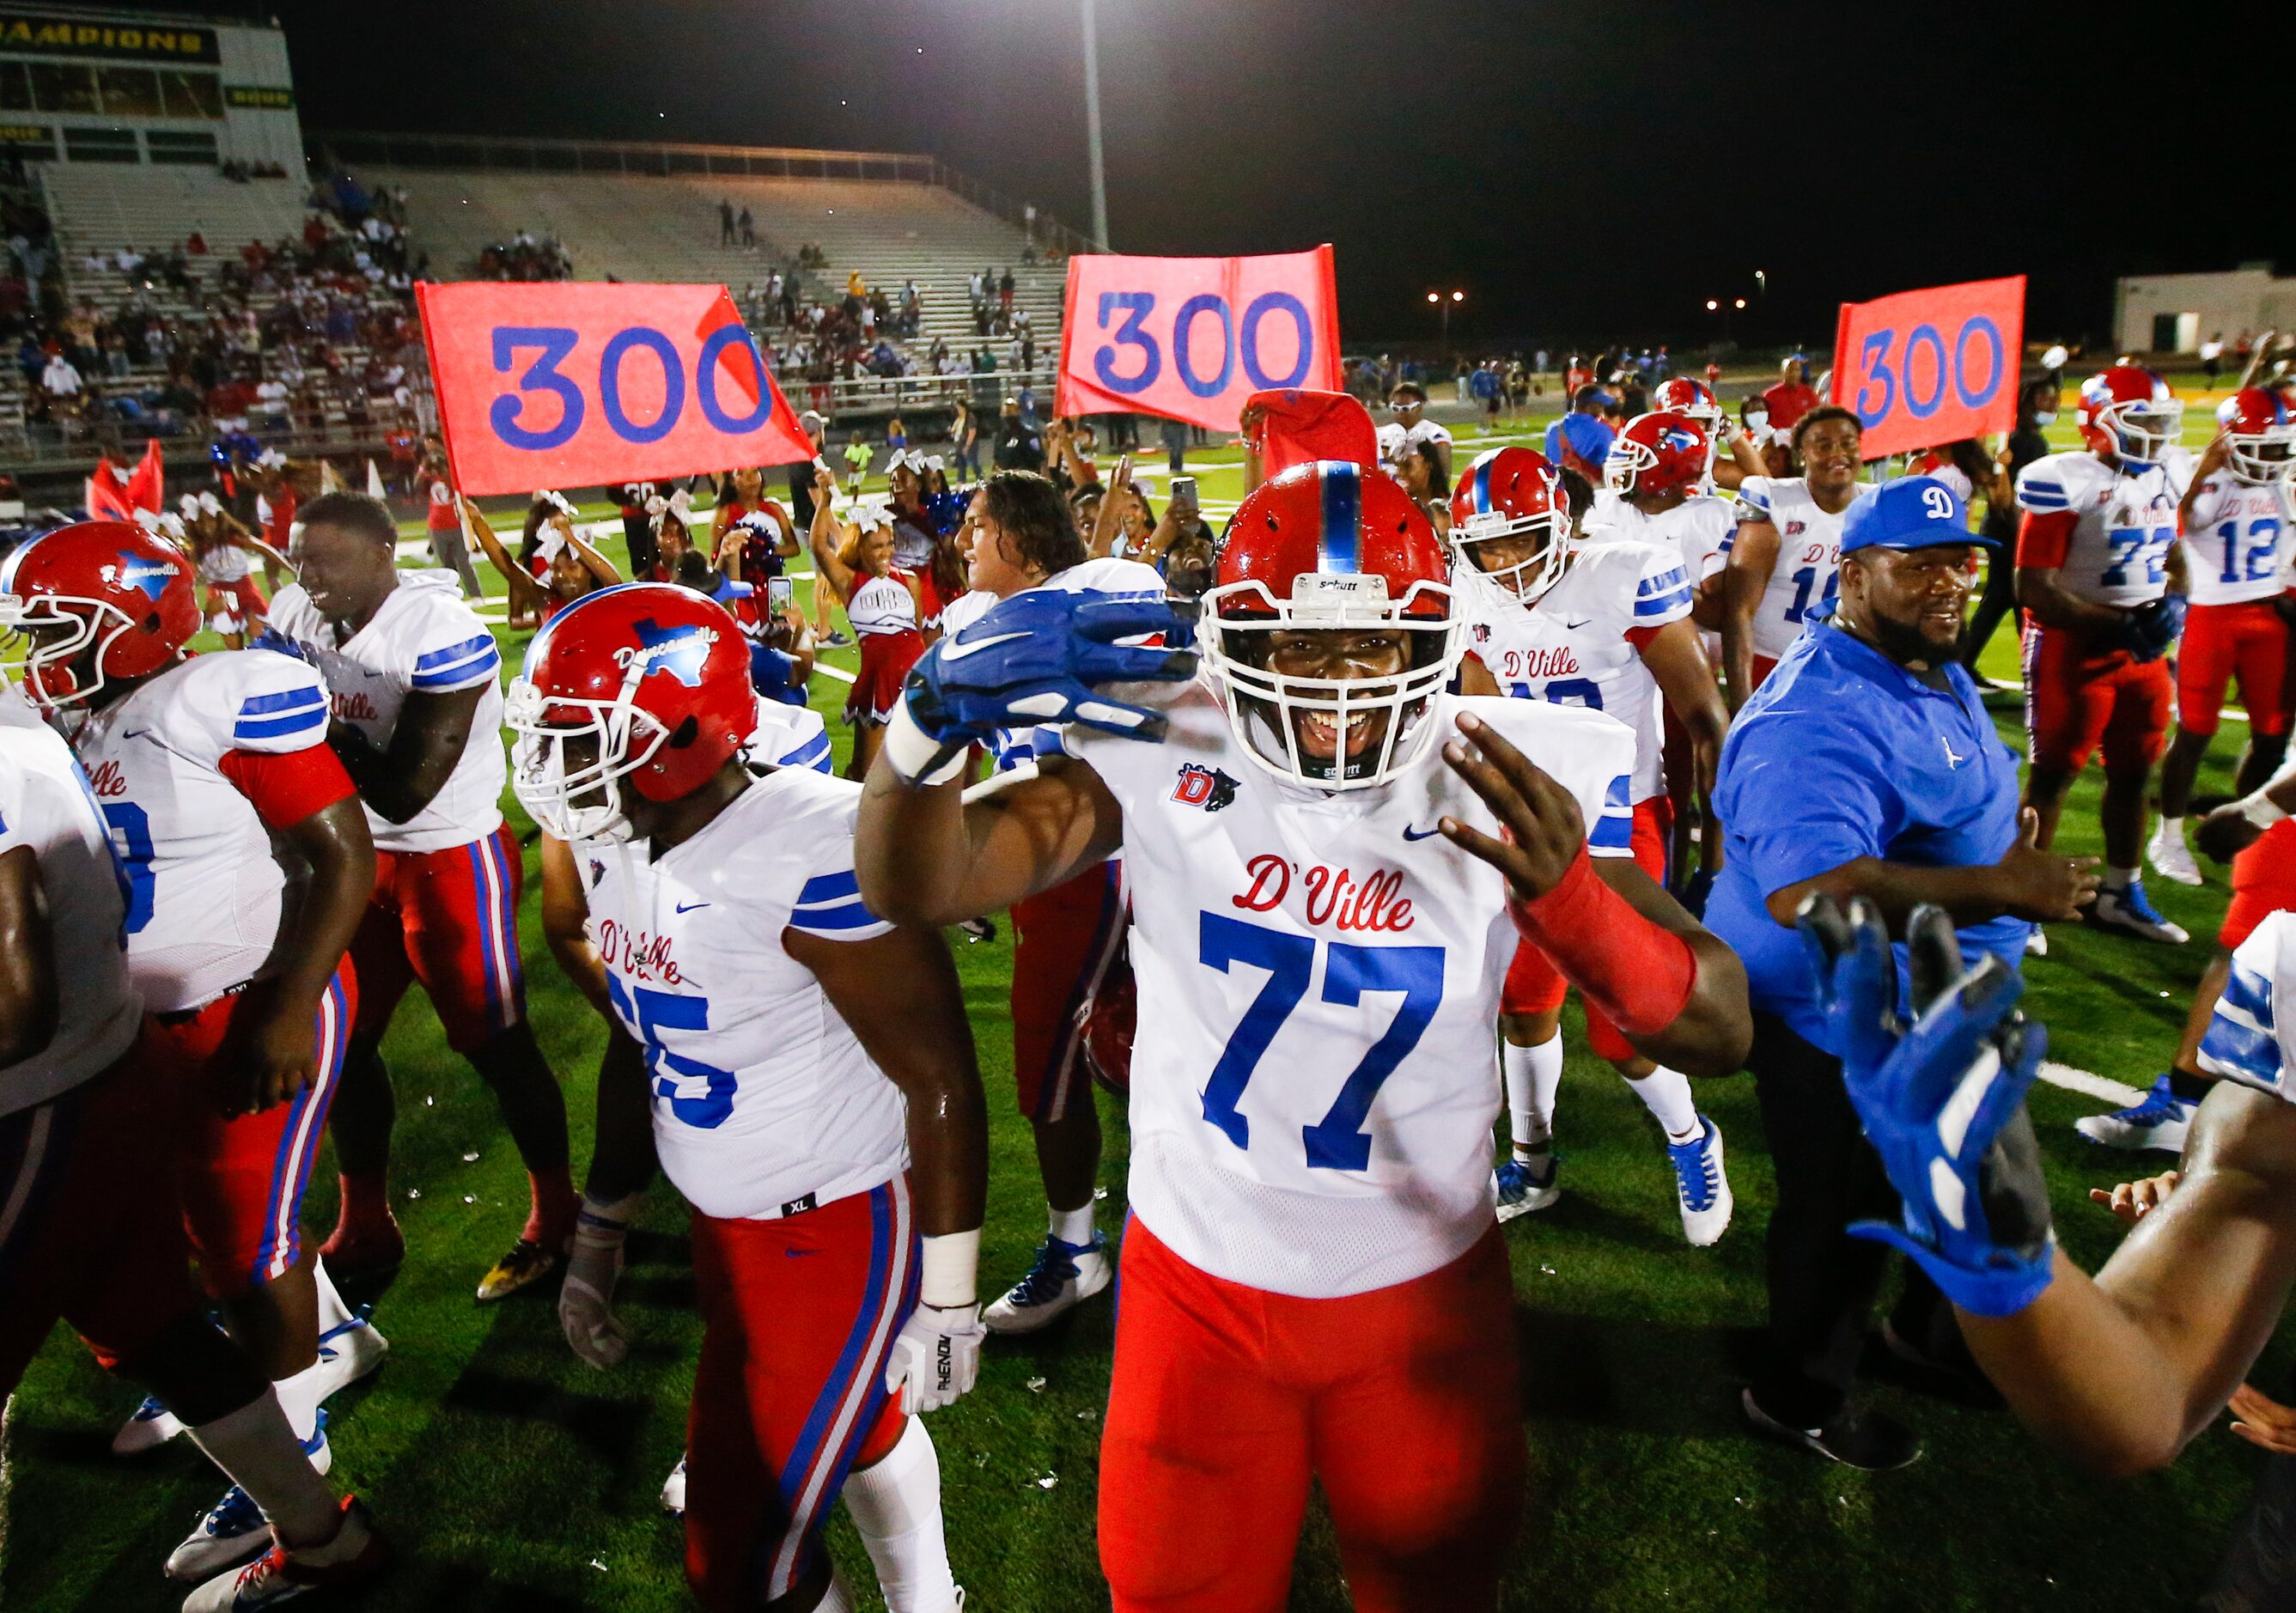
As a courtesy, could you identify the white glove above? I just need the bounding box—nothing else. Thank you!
[885,1300,984,1415]
[558,1191,640,1370]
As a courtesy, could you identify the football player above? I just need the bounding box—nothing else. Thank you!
[2147,387,2296,886]
[1720,405,1867,710]
[2014,365,2191,945]
[853,460,1751,1610]
[933,471,1165,1332]
[0,522,391,1581]
[1647,376,1768,493]
[0,711,387,1613]
[1453,445,1735,1240]
[509,583,982,1613]
[1585,411,1739,621]
[264,492,580,1300]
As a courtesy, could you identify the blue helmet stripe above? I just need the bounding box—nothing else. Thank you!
[1318,462,1361,574]
[1472,457,1494,515]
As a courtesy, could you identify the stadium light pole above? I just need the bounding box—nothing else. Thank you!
[1081,0,1111,249]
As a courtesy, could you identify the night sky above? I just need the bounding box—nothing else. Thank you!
[226,2,2292,352]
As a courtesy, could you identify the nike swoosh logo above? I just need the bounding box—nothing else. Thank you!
[121,727,153,741]
[940,630,1029,661]
[1565,618,1593,630]
[674,901,710,914]
[1402,825,1443,842]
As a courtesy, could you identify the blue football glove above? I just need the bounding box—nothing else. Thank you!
[1799,895,2056,1318]
[882,589,1197,785]
[2118,593,2186,663]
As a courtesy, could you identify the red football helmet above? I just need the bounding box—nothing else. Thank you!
[2078,365,2183,470]
[504,581,758,841]
[1205,460,1460,789]
[1449,446,1573,605]
[1605,411,1712,500]
[2216,387,2296,484]
[1653,375,1724,435]
[0,520,199,708]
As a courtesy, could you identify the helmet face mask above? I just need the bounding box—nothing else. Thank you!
[1451,509,1570,605]
[2080,367,2183,471]
[506,680,673,843]
[0,521,198,709]
[2218,388,2296,484]
[0,590,119,709]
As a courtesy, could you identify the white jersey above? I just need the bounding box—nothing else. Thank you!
[0,723,141,1117]
[1585,490,1736,583]
[1462,540,1692,802]
[2180,472,2294,607]
[2199,909,2296,1101]
[846,571,918,638]
[1377,417,1453,468]
[71,653,334,1013]
[2014,452,2183,608]
[1733,477,1861,660]
[749,699,832,774]
[265,572,505,853]
[0,674,40,729]
[575,770,905,1221]
[1066,684,1635,1298]
[938,557,1166,770]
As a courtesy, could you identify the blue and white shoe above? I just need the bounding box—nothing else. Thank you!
[166,1412,332,1582]
[661,1457,687,1516]
[2074,1074,2197,1153]
[1666,1117,1733,1247]
[290,1308,388,1405]
[180,1495,387,1612]
[113,1392,185,1455]
[2092,880,2189,944]
[1494,1154,1560,1222]
[982,1233,1111,1335]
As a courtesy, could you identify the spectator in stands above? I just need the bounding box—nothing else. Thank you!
[40,348,79,404]
[738,207,756,248]
[719,198,736,246]
[995,398,1046,473]
[999,266,1016,314]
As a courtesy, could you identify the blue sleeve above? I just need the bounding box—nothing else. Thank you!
[789,867,893,940]
[1718,733,1897,898]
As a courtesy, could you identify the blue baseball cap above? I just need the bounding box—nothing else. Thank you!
[1839,474,1995,554]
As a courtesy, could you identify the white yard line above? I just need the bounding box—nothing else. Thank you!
[2037,1062,2146,1109]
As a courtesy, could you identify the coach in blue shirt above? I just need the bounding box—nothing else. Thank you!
[1707,475,2098,1470]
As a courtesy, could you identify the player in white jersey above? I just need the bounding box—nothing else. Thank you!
[2148,387,2296,886]
[2013,365,2190,945]
[0,520,393,1580]
[1720,405,1868,709]
[1451,443,1735,1241]
[507,582,982,1613]
[933,472,1165,1332]
[264,491,578,1300]
[0,715,389,1612]
[854,460,1750,1611]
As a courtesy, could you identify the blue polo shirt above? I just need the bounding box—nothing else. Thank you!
[1703,615,2029,1055]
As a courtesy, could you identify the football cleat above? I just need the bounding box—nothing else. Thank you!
[113,1392,186,1455]
[1666,1117,1733,1246]
[661,1458,687,1517]
[957,916,997,945]
[291,1309,389,1404]
[180,1495,388,1613]
[316,1213,405,1282]
[2092,880,2189,944]
[983,1233,1111,1334]
[2074,1074,2197,1153]
[475,1237,562,1304]
[1494,1154,1560,1222]
[167,1414,332,1581]
[2024,925,2049,958]
[1740,1388,1921,1471]
[2146,821,2204,886]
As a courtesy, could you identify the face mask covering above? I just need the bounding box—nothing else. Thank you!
[2032,411,2056,425]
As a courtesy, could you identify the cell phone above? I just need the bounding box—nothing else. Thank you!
[1171,475,1197,507]
[767,575,794,611]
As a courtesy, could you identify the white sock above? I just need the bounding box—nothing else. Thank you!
[185,1389,337,1545]
[1050,1202,1095,1248]
[2156,815,2183,842]
[842,1417,959,1613]
[1624,1065,1702,1145]
[312,1258,355,1336]
[814,1570,856,1613]
[2104,865,2137,892]
[1501,1037,1563,1155]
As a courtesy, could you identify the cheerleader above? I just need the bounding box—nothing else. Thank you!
[462,495,619,630]
[808,464,927,780]
[181,490,286,648]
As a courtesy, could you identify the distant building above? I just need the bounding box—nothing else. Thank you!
[0,3,301,172]
[2115,264,2296,354]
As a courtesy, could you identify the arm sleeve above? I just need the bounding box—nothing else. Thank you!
[1587,770,1635,858]
[2198,912,2293,1099]
[219,660,332,754]
[218,746,358,831]
[407,600,503,694]
[2014,461,2072,516]
[1630,546,1695,627]
[786,867,895,940]
[2015,509,2077,569]
[1732,477,1774,525]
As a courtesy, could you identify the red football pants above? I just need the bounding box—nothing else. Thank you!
[684,1176,918,1612]
[1099,1217,1523,1612]
[350,823,526,1053]
[2177,598,2291,738]
[2225,818,2296,949]
[1009,860,1125,1122]
[2021,618,2172,775]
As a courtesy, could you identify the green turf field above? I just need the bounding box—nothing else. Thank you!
[3,400,2286,1611]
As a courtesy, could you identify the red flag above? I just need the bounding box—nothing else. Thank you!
[85,455,134,520]
[122,438,163,514]
[1829,277,2025,459]
[1244,389,1377,478]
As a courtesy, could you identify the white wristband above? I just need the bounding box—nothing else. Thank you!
[2240,793,2290,830]
[919,1227,980,1310]
[882,696,969,788]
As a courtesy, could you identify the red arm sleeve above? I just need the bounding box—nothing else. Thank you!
[217,746,358,831]
[2016,509,2077,570]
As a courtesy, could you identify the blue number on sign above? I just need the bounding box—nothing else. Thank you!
[1172,293,1234,399]
[489,326,584,450]
[1239,291,1314,390]
[598,326,685,445]
[100,800,156,934]
[1854,329,1896,427]
[696,324,775,434]
[1903,323,1946,420]
[1093,291,1160,394]
[606,974,739,1129]
[1301,942,1445,1170]
[1784,564,1840,624]
[1197,913,1446,1169]
[1541,676,1604,709]
[1955,316,2004,408]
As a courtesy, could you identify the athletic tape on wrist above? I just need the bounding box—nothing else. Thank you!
[2240,793,2289,830]
[882,697,968,788]
[1508,845,1697,1038]
[574,1190,643,1251]
[919,1227,980,1310]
